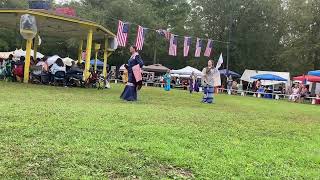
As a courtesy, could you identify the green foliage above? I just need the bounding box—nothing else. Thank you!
[0,82,320,179]
[1,0,320,74]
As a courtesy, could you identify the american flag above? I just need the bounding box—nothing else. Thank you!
[184,37,192,57]
[204,39,213,57]
[116,20,129,47]
[135,25,147,50]
[157,29,171,40]
[169,34,178,56]
[195,38,203,57]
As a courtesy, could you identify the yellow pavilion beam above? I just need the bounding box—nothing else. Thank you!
[103,39,108,78]
[23,39,33,83]
[78,39,83,63]
[84,29,93,81]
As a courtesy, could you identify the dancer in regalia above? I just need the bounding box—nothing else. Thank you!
[163,70,171,91]
[120,46,144,101]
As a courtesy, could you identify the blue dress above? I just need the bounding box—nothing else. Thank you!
[120,54,144,101]
[163,73,171,91]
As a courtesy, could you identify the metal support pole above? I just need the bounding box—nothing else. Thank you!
[94,50,98,72]
[103,38,108,78]
[78,39,83,63]
[153,35,157,64]
[84,29,93,80]
[23,39,33,83]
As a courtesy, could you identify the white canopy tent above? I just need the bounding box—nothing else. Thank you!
[241,69,291,87]
[13,49,44,59]
[171,66,222,87]
[171,66,203,76]
[0,51,13,59]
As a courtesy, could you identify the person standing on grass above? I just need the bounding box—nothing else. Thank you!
[120,46,144,101]
[163,69,171,91]
[202,60,218,104]
[189,71,196,93]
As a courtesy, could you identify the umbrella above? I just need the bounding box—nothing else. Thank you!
[251,74,287,81]
[219,69,241,77]
[62,57,74,66]
[293,75,320,83]
[47,55,61,66]
[308,70,320,77]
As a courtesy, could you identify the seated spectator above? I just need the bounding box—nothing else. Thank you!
[0,58,5,79]
[232,80,238,94]
[85,67,98,87]
[66,61,84,86]
[30,56,35,66]
[122,65,129,84]
[315,93,320,105]
[4,54,14,81]
[299,86,309,102]
[265,86,273,99]
[289,84,300,102]
[50,58,66,83]
[50,58,66,75]
[0,58,4,68]
[257,85,265,97]
[13,56,25,82]
[36,57,49,73]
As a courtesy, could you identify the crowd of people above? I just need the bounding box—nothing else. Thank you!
[221,77,320,104]
[0,54,107,88]
[1,49,319,105]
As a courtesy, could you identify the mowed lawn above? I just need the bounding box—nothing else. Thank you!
[0,81,319,179]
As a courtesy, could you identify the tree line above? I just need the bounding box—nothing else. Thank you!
[0,0,319,75]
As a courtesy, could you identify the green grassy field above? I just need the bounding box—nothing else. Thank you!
[0,81,319,179]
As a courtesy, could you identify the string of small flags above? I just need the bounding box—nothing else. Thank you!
[116,20,224,57]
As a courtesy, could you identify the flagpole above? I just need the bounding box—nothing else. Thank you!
[227,14,232,76]
[153,34,157,64]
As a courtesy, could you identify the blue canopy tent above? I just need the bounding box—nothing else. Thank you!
[251,74,287,81]
[251,74,287,99]
[219,69,241,77]
[308,70,320,77]
[90,59,104,67]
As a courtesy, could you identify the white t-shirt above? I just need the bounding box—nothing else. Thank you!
[50,64,66,75]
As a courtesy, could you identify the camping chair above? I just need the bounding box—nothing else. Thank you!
[30,66,42,83]
[85,71,98,88]
[53,71,66,86]
[67,70,84,87]
[40,72,50,85]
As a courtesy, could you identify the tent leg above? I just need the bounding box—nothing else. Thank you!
[23,39,33,83]
[84,29,93,81]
